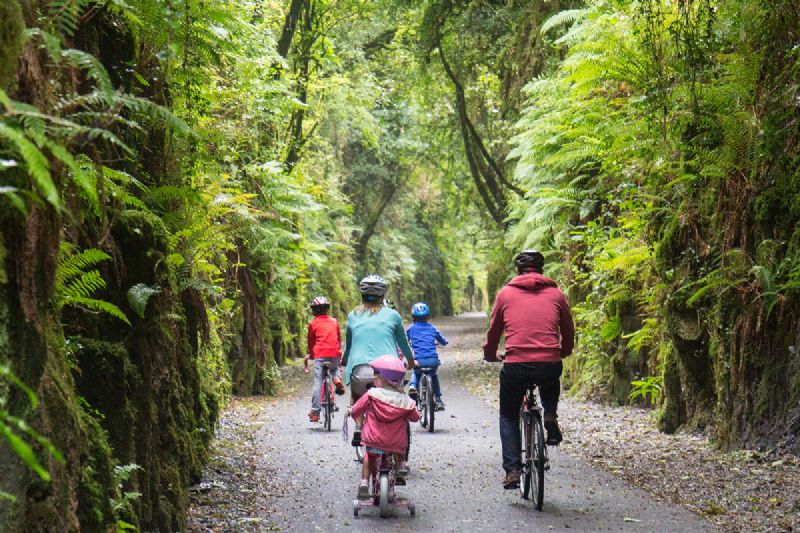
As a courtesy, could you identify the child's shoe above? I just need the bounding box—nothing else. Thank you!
[435,398,445,411]
[407,386,417,401]
[333,377,345,395]
[357,483,370,500]
[308,411,320,423]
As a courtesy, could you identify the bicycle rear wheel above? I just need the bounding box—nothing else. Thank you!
[519,405,532,500]
[323,379,332,431]
[426,375,435,433]
[419,376,429,429]
[531,413,545,510]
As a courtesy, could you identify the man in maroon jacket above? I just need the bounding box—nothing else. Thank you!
[483,250,575,490]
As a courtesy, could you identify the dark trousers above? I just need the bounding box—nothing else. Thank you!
[499,361,563,473]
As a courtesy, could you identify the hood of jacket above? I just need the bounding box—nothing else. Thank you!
[507,272,558,292]
[367,387,417,423]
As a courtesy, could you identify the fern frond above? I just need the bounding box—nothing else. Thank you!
[541,9,590,35]
[127,283,160,318]
[63,270,106,299]
[63,295,130,325]
[56,244,112,287]
[0,122,59,208]
[60,49,114,97]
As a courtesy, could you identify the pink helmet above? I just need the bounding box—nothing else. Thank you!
[369,355,406,384]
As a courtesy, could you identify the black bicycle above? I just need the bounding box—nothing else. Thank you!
[519,382,548,510]
[417,367,436,432]
[320,362,335,431]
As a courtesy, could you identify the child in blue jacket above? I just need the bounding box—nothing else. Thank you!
[406,302,448,411]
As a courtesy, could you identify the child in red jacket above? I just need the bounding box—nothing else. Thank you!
[307,296,344,423]
[349,355,419,499]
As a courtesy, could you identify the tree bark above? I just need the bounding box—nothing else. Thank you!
[277,0,308,59]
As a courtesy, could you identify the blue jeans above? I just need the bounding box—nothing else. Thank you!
[311,357,340,414]
[410,367,441,399]
[499,361,562,473]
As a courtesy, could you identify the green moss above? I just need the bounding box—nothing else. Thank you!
[0,1,24,90]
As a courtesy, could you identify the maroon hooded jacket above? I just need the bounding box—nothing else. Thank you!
[483,272,574,364]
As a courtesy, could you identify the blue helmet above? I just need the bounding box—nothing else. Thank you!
[411,302,430,317]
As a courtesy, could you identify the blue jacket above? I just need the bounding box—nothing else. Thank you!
[406,322,448,367]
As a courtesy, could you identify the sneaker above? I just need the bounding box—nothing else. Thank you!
[434,398,445,411]
[407,386,417,401]
[357,484,370,500]
[503,470,520,490]
[397,462,410,477]
[333,377,345,396]
[308,411,320,423]
[544,417,562,446]
[351,430,361,447]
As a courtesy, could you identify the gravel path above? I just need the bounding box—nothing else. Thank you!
[188,313,716,532]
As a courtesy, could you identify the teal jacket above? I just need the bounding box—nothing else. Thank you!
[341,306,414,384]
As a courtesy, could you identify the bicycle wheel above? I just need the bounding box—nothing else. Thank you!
[531,413,546,510]
[405,420,411,461]
[519,405,532,500]
[419,376,429,429]
[426,375,435,433]
[323,379,332,431]
[378,473,390,518]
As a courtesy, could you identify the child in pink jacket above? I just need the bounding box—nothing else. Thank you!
[349,355,419,499]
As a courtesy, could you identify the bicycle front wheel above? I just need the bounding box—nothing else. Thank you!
[519,406,532,500]
[531,413,546,510]
[378,473,390,518]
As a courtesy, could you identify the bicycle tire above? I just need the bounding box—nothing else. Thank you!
[531,412,545,510]
[419,375,429,428]
[519,404,532,500]
[378,473,390,518]
[426,375,435,433]
[405,420,411,461]
[323,378,332,431]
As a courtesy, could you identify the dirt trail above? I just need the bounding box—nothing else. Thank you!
[188,313,714,532]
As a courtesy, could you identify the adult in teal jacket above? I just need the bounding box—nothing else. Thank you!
[341,274,415,463]
[340,275,415,396]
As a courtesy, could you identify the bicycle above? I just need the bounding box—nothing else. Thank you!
[519,382,549,510]
[416,367,436,433]
[353,451,415,518]
[320,362,335,431]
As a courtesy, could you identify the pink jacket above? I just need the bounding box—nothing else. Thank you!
[350,387,420,454]
[483,272,574,364]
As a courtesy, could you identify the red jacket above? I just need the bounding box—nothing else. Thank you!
[351,387,420,454]
[483,272,574,364]
[307,315,342,359]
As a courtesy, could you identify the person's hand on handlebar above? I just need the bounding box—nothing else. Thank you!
[483,350,505,363]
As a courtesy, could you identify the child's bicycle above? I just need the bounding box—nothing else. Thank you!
[307,356,337,431]
[416,367,436,432]
[352,451,415,518]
